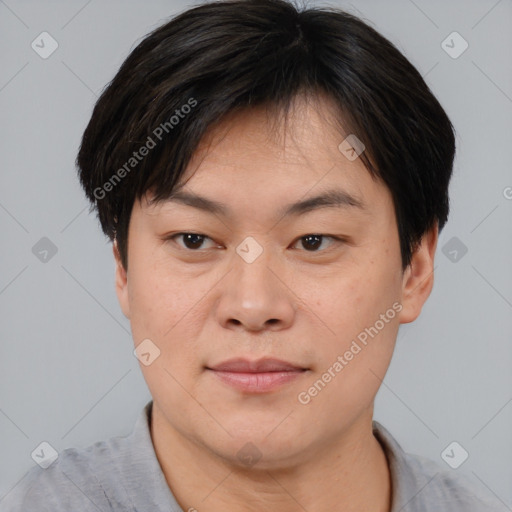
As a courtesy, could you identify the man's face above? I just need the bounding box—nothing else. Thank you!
[114,95,436,467]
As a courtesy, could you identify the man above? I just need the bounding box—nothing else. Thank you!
[1,0,504,510]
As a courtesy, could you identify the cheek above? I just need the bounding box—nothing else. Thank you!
[307,252,402,362]
[298,280,400,424]
[126,257,180,341]
[127,261,213,365]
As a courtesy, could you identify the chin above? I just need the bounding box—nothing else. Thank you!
[204,419,314,468]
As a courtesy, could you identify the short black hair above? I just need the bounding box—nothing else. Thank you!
[76,0,456,271]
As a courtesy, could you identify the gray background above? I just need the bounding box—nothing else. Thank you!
[1,0,511,507]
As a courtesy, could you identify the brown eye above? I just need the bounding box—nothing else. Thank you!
[295,234,338,252]
[301,234,322,251]
[171,233,216,250]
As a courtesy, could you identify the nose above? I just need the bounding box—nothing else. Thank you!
[214,244,296,333]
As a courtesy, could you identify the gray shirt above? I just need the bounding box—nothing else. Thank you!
[0,400,504,511]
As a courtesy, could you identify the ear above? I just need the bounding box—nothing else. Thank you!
[398,223,438,324]
[113,240,131,319]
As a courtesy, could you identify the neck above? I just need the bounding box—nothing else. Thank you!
[150,404,391,512]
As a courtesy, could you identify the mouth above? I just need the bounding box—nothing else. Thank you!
[206,358,309,393]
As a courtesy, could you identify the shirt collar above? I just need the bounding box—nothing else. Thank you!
[120,402,429,512]
[373,420,434,512]
[114,400,184,511]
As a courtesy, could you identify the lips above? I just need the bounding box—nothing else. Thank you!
[208,357,306,373]
[207,358,308,393]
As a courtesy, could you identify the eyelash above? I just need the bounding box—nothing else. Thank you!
[164,232,346,254]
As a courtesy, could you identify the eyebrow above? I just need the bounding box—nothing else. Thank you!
[161,188,365,218]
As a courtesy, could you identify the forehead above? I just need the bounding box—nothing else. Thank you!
[184,93,356,174]
[141,94,391,218]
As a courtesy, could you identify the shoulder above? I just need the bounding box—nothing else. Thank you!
[0,439,127,512]
[0,402,173,512]
[373,421,505,512]
[402,450,503,511]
